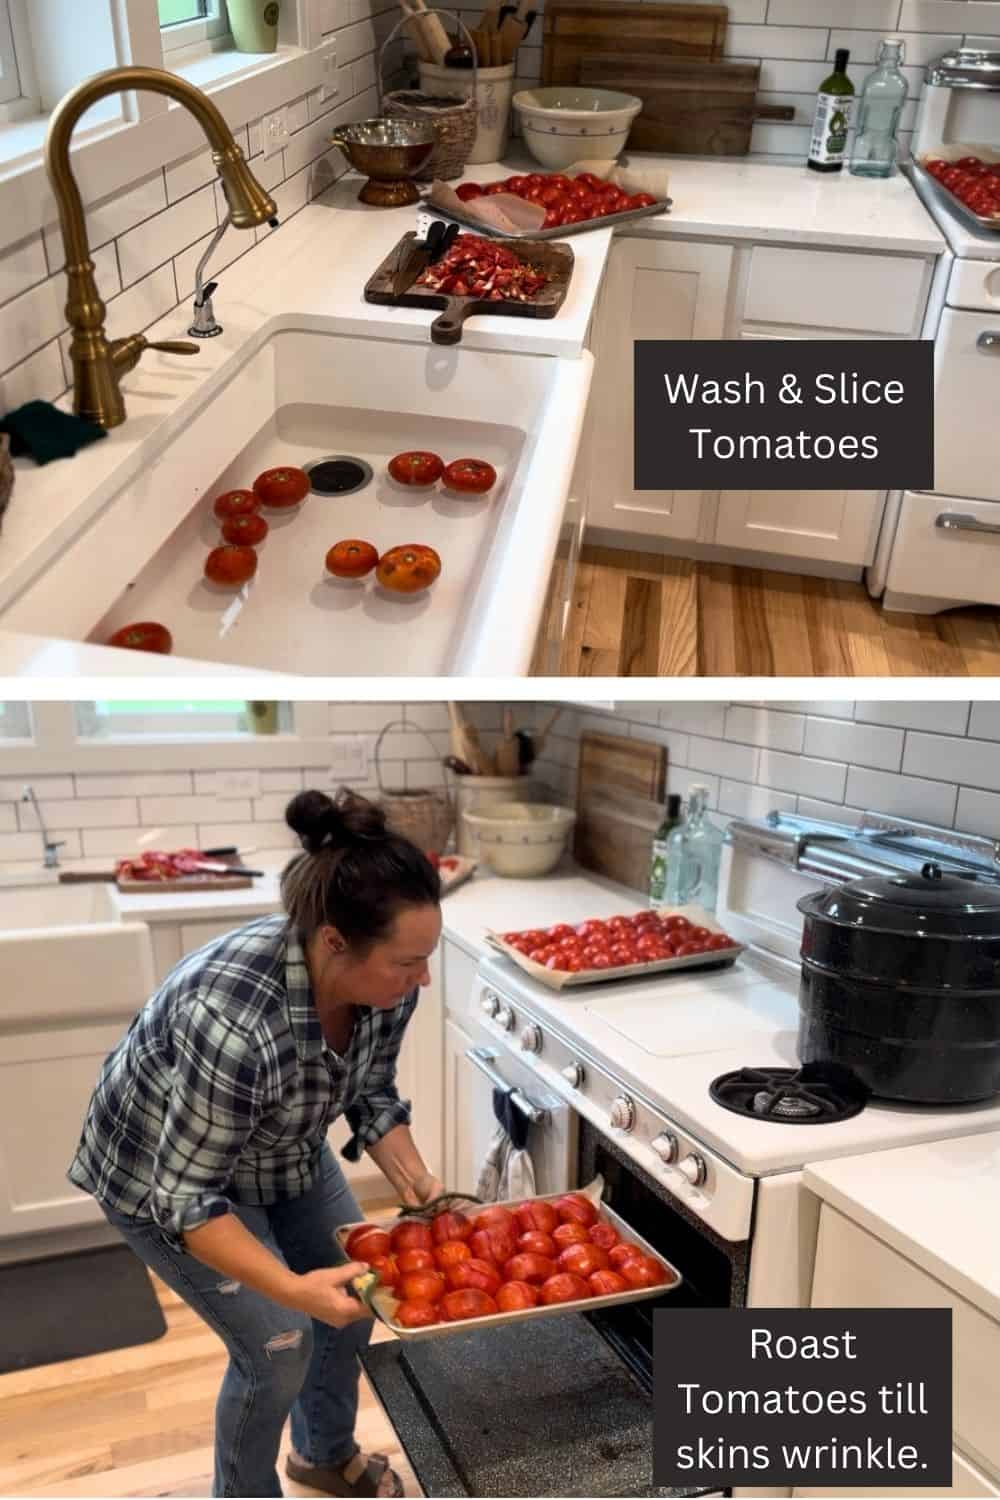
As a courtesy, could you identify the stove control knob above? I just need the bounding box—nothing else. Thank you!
[610,1095,636,1132]
[481,991,499,1018]
[678,1152,708,1187]
[496,1004,515,1033]
[561,1061,585,1089]
[520,1023,543,1054]
[651,1131,679,1164]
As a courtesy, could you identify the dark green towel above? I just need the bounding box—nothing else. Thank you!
[0,400,107,465]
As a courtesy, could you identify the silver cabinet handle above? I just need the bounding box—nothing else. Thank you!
[977,332,1000,352]
[936,511,1000,538]
[465,1046,546,1124]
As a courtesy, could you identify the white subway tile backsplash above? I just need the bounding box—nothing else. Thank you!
[756,750,848,801]
[726,24,831,59]
[0,341,65,412]
[0,805,16,832]
[796,798,866,825]
[845,766,958,825]
[116,184,217,290]
[771,0,898,26]
[0,831,84,862]
[967,702,1000,741]
[0,276,66,375]
[198,820,295,849]
[259,769,305,793]
[81,825,199,858]
[165,145,219,205]
[901,0,1000,32]
[724,706,805,752]
[20,798,138,830]
[0,777,74,800]
[803,717,904,772]
[0,236,47,309]
[138,796,252,824]
[853,701,971,733]
[629,724,691,764]
[903,731,1000,791]
[718,780,797,819]
[659,704,728,737]
[75,772,193,798]
[956,787,1000,839]
[688,735,758,782]
[42,172,169,268]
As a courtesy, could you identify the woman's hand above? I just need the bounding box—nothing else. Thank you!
[400,1171,445,1209]
[290,1261,373,1328]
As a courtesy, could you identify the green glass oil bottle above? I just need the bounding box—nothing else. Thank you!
[808,49,855,174]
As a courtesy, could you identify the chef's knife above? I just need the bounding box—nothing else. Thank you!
[392,219,460,298]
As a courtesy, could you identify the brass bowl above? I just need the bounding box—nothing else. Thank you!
[329,118,436,207]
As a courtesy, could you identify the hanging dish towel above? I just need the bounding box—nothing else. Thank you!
[475,1085,537,1202]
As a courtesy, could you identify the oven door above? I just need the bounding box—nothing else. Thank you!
[933,306,1000,502]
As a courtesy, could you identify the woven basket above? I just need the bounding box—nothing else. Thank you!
[380,10,477,181]
[375,719,455,856]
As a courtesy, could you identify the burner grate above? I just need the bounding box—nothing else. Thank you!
[711,1064,869,1124]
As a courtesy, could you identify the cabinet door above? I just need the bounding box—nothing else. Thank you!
[714,489,884,565]
[443,1018,499,1197]
[588,237,734,538]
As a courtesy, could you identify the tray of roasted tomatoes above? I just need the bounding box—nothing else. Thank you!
[915,148,1000,231]
[337,1180,680,1340]
[485,904,742,990]
[436,172,670,239]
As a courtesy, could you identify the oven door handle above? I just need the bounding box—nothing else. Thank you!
[935,511,1000,539]
[977,332,1000,353]
[465,1046,547,1125]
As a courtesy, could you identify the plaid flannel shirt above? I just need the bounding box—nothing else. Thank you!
[68,915,415,1248]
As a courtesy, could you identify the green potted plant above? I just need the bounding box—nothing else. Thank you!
[228,0,280,53]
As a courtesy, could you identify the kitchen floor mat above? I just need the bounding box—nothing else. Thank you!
[0,1243,166,1373]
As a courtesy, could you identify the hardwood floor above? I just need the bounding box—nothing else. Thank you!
[0,1214,421,1499]
[532,545,1000,677]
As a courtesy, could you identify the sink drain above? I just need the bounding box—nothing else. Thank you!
[304,456,373,496]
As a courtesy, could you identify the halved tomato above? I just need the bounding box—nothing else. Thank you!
[253,466,310,508]
[106,621,172,654]
[204,544,258,588]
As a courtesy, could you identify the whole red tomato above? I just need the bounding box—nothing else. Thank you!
[554,1193,598,1228]
[517,1230,557,1258]
[606,915,632,933]
[212,489,259,520]
[620,1255,672,1289]
[376,544,441,595]
[552,1222,590,1252]
[431,1210,472,1244]
[589,1269,629,1297]
[706,933,735,950]
[662,915,692,934]
[387,450,444,488]
[391,1221,434,1255]
[399,1270,446,1303]
[558,1242,610,1278]
[204,545,257,588]
[514,1200,559,1236]
[547,923,576,941]
[472,1205,516,1236]
[325,539,378,579]
[345,1225,391,1261]
[504,1252,556,1285]
[540,1272,591,1305]
[469,1226,517,1264]
[395,1299,440,1328]
[455,182,484,201]
[589,1220,620,1251]
[446,1258,501,1297]
[440,1288,498,1321]
[434,1241,471,1271]
[608,1243,647,1272]
[106,621,172,654]
[442,458,497,496]
[397,1248,436,1274]
[222,513,269,546]
[369,1253,401,1289]
[675,942,707,957]
[253,466,310,508]
[576,919,608,941]
[496,1280,540,1311]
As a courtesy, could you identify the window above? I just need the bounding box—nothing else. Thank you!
[159,0,230,53]
[75,701,292,740]
[0,702,32,741]
[0,3,22,106]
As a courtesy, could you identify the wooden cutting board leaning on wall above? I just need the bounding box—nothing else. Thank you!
[542,0,726,87]
[574,731,667,892]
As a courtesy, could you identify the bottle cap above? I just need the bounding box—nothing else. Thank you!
[834,48,850,70]
[667,794,682,817]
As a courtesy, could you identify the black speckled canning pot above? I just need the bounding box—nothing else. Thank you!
[796,861,1000,1104]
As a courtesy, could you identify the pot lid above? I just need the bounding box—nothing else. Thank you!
[926,48,1000,89]
[797,860,1000,937]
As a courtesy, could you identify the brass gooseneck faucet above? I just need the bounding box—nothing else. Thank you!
[45,66,279,428]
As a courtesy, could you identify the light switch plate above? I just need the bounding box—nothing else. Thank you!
[329,736,368,781]
[261,107,289,159]
[216,769,261,799]
[319,38,339,103]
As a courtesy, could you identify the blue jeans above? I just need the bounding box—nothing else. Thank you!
[103,1145,372,1499]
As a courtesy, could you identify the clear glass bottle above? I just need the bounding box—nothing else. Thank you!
[649,793,683,907]
[807,48,855,174]
[662,785,724,913]
[849,38,909,179]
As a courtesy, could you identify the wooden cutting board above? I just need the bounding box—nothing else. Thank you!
[116,874,254,893]
[542,0,726,88]
[574,731,666,892]
[365,233,574,346]
[579,56,784,155]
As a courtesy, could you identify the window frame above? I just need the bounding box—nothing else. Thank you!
[74,701,293,741]
[0,1,23,107]
[0,701,33,743]
[159,0,231,57]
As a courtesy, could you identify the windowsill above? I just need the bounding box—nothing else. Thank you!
[167,35,304,92]
[0,102,125,174]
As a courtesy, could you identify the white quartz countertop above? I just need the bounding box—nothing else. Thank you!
[804,1133,1000,1323]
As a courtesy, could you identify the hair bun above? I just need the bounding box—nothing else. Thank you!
[285,788,388,854]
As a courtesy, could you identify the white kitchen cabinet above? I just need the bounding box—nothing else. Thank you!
[587,236,734,539]
[443,1016,499,1197]
[714,488,884,565]
[741,245,932,338]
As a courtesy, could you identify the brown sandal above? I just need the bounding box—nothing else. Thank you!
[286,1447,403,1498]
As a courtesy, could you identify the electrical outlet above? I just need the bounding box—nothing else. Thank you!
[329,737,368,781]
[261,107,289,159]
[319,39,339,103]
[216,769,261,799]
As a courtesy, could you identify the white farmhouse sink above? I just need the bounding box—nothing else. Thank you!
[2,882,117,930]
[0,325,592,676]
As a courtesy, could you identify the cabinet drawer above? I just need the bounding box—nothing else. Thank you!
[948,259,1000,314]
[812,1205,1000,1479]
[715,489,883,565]
[886,491,1000,608]
[744,246,928,335]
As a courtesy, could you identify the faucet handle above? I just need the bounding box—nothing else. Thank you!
[109,334,201,377]
[146,340,201,355]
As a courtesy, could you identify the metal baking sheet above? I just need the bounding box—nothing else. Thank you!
[335,1190,682,1341]
[421,195,672,240]
[913,154,1000,234]
[484,902,743,990]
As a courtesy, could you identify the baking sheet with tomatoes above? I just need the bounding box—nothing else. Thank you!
[485,903,742,990]
[335,1181,681,1341]
[431,193,672,241]
[914,146,1000,232]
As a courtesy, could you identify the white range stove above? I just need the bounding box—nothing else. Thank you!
[471,809,1000,1310]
